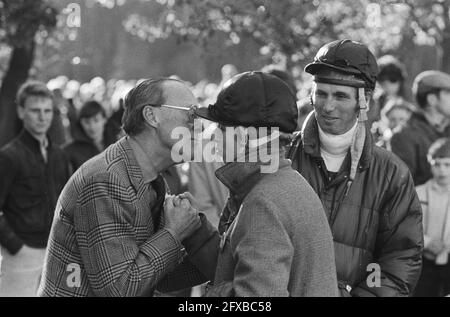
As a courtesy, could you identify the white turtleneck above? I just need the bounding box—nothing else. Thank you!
[318,121,358,172]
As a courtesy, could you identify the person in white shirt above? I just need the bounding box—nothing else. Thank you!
[415,137,450,297]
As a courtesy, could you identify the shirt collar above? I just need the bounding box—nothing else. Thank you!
[20,129,49,153]
[127,136,158,184]
[39,135,49,149]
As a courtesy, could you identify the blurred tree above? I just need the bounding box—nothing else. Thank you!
[398,0,450,73]
[124,0,365,74]
[0,0,58,147]
[361,0,449,98]
[128,1,412,72]
[39,0,263,84]
[127,0,450,78]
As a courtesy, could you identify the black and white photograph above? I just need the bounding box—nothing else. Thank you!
[0,0,449,301]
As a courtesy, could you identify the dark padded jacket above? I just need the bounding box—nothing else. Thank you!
[288,115,423,297]
[0,130,70,254]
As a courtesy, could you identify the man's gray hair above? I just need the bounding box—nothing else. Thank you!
[122,78,181,136]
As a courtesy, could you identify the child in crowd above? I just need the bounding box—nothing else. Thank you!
[375,98,415,150]
[414,138,450,297]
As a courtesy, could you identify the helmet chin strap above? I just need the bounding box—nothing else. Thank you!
[234,126,281,162]
[357,87,368,122]
[346,87,369,196]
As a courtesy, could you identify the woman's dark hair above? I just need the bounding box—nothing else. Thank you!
[377,55,406,81]
[79,100,106,120]
[377,55,407,98]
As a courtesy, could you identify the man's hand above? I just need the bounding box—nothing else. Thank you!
[177,192,200,210]
[164,195,201,241]
[427,239,446,256]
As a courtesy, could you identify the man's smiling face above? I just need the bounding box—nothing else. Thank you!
[311,69,360,135]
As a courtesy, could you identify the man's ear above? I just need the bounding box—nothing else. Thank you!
[426,93,438,108]
[142,106,159,129]
[310,84,317,105]
[17,105,25,120]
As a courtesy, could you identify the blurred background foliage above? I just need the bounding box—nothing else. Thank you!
[2,0,450,83]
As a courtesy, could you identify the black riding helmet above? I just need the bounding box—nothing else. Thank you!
[304,39,378,90]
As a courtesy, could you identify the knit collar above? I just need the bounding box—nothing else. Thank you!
[318,120,357,156]
[19,129,50,155]
[215,152,290,205]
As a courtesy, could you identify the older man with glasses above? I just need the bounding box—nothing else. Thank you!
[38,78,216,297]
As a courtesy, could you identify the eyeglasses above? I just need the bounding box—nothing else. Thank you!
[138,103,198,123]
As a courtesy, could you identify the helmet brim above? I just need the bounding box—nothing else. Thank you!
[194,107,217,122]
[304,61,362,76]
[194,107,236,127]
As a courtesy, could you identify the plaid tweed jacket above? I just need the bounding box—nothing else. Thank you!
[37,137,209,297]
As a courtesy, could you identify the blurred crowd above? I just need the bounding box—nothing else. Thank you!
[42,57,427,158]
